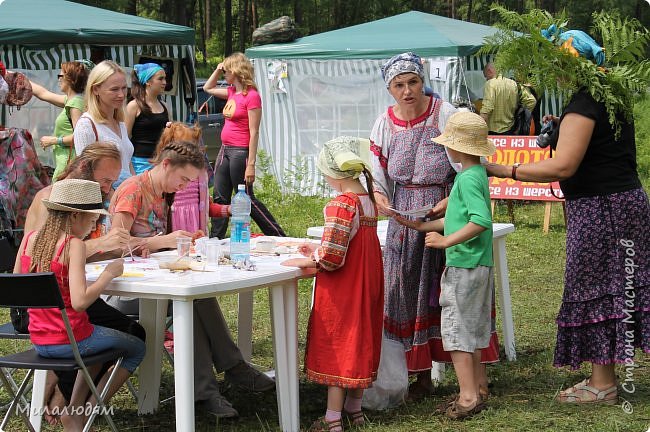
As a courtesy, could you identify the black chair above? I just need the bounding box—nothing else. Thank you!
[0,236,31,412]
[0,272,127,432]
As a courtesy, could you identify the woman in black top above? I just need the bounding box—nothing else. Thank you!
[486,12,649,405]
[126,63,170,174]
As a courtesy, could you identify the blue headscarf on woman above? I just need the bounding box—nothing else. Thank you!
[134,63,164,85]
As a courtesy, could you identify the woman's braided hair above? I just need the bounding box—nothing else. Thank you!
[151,140,205,170]
[29,211,72,272]
[151,126,206,232]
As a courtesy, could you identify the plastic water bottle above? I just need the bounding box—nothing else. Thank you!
[230,184,251,263]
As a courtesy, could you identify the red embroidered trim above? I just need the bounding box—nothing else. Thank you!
[370,141,388,169]
[387,96,434,127]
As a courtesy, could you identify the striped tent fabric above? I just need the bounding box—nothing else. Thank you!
[252,55,562,195]
[1,43,195,165]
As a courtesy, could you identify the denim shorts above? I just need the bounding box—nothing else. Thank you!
[439,266,493,353]
[34,325,146,373]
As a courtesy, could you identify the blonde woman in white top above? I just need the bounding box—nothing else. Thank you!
[74,60,134,188]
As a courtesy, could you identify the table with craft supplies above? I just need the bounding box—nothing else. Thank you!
[29,241,316,432]
[307,220,517,361]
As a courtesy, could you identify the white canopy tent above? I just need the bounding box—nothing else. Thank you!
[246,11,562,193]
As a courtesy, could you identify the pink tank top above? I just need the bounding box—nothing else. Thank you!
[21,231,94,345]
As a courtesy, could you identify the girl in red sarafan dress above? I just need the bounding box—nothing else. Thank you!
[282,137,383,432]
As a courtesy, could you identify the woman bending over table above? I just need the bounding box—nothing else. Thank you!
[109,140,275,418]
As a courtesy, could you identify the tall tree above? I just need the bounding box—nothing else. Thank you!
[225,0,233,56]
[198,0,208,63]
[205,0,212,39]
[239,0,249,52]
[293,0,303,28]
[126,0,136,15]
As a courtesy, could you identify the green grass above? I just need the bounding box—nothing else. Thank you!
[6,201,650,431]
[1,104,649,431]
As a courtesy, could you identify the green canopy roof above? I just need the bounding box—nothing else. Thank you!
[0,0,194,45]
[247,11,498,59]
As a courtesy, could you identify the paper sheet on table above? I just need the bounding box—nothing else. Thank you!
[86,260,161,281]
[388,204,433,218]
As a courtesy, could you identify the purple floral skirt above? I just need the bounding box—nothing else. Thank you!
[554,188,650,369]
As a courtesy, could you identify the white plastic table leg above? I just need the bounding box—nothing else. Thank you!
[29,369,47,431]
[493,236,516,360]
[237,291,254,362]
[269,281,299,432]
[172,300,195,431]
[431,362,446,383]
[136,298,168,413]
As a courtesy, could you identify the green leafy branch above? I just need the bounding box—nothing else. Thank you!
[479,6,650,136]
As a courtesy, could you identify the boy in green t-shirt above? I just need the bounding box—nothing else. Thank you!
[395,111,496,420]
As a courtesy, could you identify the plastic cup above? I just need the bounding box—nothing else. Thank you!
[205,241,222,273]
[206,243,220,264]
[177,237,191,257]
[194,236,208,256]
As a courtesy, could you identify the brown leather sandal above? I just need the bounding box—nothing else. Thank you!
[308,417,344,432]
[342,409,365,427]
[435,387,488,415]
[444,396,486,420]
[434,394,458,414]
[556,379,618,405]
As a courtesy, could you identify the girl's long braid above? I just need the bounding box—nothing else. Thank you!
[363,168,377,205]
[29,211,71,272]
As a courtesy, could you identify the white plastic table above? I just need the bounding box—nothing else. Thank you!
[307,221,517,361]
[31,252,314,432]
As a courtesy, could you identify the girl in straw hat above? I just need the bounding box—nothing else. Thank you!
[282,137,384,432]
[14,179,145,431]
[396,111,495,420]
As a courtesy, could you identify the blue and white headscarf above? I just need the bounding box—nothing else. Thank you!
[541,25,605,66]
[134,63,164,85]
[75,59,95,70]
[380,52,425,88]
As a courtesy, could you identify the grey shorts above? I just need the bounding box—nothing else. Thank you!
[439,266,493,353]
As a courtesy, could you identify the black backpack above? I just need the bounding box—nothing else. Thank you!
[0,235,28,334]
[511,84,534,136]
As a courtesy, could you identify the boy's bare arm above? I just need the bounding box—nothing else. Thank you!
[425,222,487,249]
[393,215,444,232]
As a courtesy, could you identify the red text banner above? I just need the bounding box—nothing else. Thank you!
[486,136,564,202]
